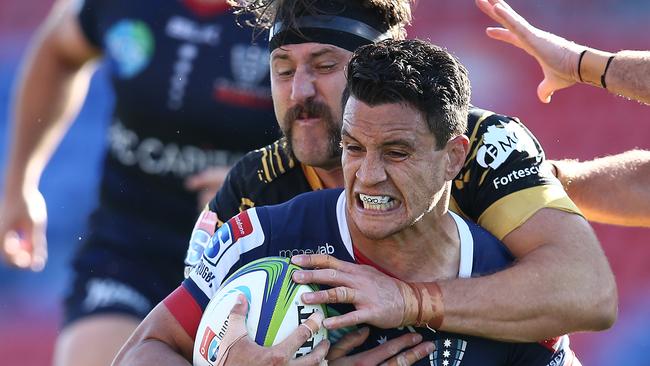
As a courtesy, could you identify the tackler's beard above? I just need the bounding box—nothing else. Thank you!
[282,99,342,168]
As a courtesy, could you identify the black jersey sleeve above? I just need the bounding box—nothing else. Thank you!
[208,153,257,227]
[207,139,303,226]
[451,107,581,240]
[76,0,106,48]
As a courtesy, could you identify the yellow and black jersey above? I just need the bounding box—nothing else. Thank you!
[208,138,319,228]
[208,107,580,240]
[451,107,579,239]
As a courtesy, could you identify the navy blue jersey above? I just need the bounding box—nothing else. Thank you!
[180,189,576,365]
[76,0,279,255]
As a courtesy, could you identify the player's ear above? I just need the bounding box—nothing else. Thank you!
[444,134,469,180]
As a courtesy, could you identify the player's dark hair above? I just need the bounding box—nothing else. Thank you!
[229,0,413,40]
[342,39,471,148]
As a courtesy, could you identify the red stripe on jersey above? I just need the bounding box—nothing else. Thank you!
[539,336,561,352]
[163,286,203,339]
[182,0,230,18]
[353,245,398,278]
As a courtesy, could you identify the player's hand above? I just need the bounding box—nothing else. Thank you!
[328,328,435,366]
[0,189,47,271]
[185,166,231,210]
[476,0,584,103]
[291,254,407,330]
[215,294,329,366]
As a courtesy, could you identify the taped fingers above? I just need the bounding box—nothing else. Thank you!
[277,310,324,356]
[327,287,356,304]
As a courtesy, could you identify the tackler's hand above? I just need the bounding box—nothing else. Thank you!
[476,0,584,103]
[291,254,444,331]
[327,327,435,366]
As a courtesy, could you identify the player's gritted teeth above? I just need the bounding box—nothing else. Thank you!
[357,193,399,211]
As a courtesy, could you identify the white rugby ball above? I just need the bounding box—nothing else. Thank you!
[193,256,328,365]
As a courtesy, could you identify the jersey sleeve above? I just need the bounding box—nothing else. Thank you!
[182,208,268,310]
[75,0,105,48]
[452,109,581,240]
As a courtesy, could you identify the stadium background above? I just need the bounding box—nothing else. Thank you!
[0,1,648,364]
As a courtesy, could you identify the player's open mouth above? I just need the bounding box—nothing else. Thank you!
[358,193,398,211]
[296,111,321,123]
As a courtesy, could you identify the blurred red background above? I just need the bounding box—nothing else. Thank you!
[1,1,649,365]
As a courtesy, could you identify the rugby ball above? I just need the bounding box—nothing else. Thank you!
[193,257,328,365]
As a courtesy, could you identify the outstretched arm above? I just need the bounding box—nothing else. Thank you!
[0,0,99,270]
[550,150,650,227]
[476,0,650,105]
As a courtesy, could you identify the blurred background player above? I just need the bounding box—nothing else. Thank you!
[477,0,650,227]
[0,0,278,365]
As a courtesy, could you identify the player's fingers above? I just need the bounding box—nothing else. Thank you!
[485,28,519,47]
[379,341,436,366]
[291,254,356,272]
[327,327,369,360]
[225,294,250,336]
[537,79,555,103]
[360,333,424,366]
[475,0,500,21]
[322,309,368,330]
[276,310,324,356]
[294,268,356,287]
[290,339,329,366]
[3,230,32,269]
[301,286,357,306]
[492,1,533,35]
[185,166,230,190]
[29,225,47,272]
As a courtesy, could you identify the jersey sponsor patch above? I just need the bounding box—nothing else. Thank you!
[476,120,539,170]
[105,19,154,79]
[204,210,254,259]
[190,209,265,298]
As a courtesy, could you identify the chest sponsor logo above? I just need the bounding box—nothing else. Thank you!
[279,243,335,258]
[199,326,219,362]
[165,16,221,45]
[108,121,243,178]
[213,44,272,108]
[492,165,540,189]
[204,211,254,259]
[476,120,539,170]
[105,19,154,79]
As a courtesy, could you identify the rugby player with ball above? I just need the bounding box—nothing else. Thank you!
[115,38,582,366]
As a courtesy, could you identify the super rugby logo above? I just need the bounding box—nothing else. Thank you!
[476,120,539,170]
[204,211,254,260]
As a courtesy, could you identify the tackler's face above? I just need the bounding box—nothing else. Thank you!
[341,97,466,240]
[270,43,352,169]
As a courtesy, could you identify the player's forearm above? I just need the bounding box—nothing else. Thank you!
[4,30,94,194]
[605,50,650,105]
[113,303,194,365]
[577,48,650,105]
[553,150,650,227]
[437,212,617,342]
[112,339,191,366]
